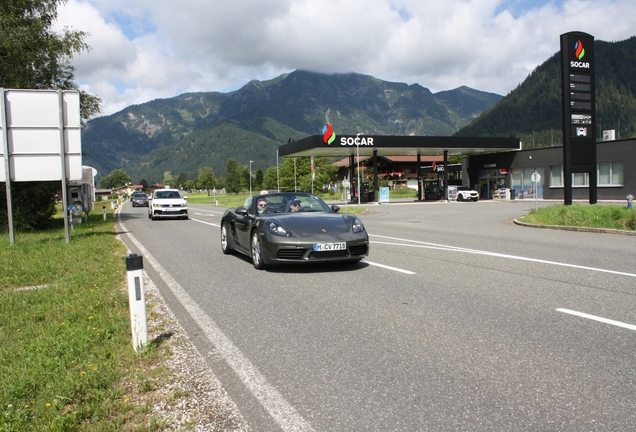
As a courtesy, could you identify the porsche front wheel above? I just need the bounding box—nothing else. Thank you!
[251,230,267,270]
[221,222,233,254]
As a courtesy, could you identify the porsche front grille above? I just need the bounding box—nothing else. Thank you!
[276,249,306,260]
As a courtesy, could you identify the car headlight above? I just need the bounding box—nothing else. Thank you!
[352,218,365,233]
[266,222,291,236]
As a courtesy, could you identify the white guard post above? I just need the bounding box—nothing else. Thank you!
[126,253,147,351]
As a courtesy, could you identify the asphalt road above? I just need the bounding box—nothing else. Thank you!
[117,200,636,431]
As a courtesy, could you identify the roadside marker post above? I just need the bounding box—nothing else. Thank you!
[126,253,147,351]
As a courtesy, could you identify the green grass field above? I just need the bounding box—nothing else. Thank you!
[0,201,181,431]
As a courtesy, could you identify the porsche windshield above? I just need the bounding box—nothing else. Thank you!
[252,193,331,214]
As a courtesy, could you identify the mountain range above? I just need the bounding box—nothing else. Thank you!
[83,35,636,184]
[82,71,502,184]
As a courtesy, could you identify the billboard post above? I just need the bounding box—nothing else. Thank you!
[0,89,82,243]
[0,90,14,243]
[561,32,597,205]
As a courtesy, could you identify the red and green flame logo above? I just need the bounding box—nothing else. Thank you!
[322,124,336,145]
[574,40,585,60]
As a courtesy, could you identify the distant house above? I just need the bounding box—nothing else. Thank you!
[95,188,113,198]
[114,184,144,196]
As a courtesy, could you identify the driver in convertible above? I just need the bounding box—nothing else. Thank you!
[257,198,269,214]
[289,199,301,212]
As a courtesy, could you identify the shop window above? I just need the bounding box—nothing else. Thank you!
[548,162,623,188]
[598,162,623,186]
[550,166,563,187]
[573,172,588,187]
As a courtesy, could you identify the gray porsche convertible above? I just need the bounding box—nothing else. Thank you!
[220,192,369,269]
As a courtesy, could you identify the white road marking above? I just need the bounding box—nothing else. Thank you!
[118,219,313,431]
[557,308,636,331]
[190,217,220,227]
[363,260,416,274]
[370,234,636,278]
[189,207,225,215]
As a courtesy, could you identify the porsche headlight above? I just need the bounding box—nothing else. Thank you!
[352,218,365,233]
[267,222,291,236]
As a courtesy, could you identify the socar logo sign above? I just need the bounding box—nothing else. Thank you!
[322,124,336,145]
[575,40,585,60]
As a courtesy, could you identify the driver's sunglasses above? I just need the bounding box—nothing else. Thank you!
[258,203,267,207]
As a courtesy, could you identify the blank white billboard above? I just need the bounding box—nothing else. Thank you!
[0,89,82,182]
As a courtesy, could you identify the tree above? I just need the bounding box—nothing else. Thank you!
[239,165,250,192]
[100,169,131,189]
[254,168,264,191]
[225,159,240,194]
[183,180,195,191]
[196,166,217,193]
[262,167,279,191]
[173,172,187,190]
[0,0,101,119]
[163,171,173,188]
[0,0,102,232]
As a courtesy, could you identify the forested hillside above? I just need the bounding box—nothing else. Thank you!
[455,36,636,147]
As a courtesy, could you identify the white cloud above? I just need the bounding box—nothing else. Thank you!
[55,0,636,115]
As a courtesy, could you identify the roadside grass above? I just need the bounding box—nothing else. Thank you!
[518,203,636,231]
[0,201,180,431]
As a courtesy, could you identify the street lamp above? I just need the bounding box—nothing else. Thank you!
[249,160,253,197]
[356,133,363,206]
[276,149,280,192]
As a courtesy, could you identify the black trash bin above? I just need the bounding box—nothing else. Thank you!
[510,189,516,200]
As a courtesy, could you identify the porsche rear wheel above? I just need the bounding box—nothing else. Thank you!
[221,222,232,254]
[251,230,267,270]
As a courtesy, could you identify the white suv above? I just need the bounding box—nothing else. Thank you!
[148,189,188,220]
[454,186,479,202]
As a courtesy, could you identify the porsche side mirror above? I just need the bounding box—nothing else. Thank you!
[236,207,248,216]
[331,205,340,213]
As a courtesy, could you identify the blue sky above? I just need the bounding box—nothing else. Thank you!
[55,0,636,116]
[495,0,565,17]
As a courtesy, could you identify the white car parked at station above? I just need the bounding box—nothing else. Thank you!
[452,186,480,202]
[148,189,189,220]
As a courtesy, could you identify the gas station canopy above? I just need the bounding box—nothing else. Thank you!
[278,135,521,158]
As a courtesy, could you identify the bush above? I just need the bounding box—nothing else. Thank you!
[626,211,636,230]
[0,182,59,232]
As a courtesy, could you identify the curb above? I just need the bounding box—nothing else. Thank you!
[512,218,636,236]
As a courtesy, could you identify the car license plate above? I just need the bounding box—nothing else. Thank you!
[313,242,346,252]
[165,207,180,211]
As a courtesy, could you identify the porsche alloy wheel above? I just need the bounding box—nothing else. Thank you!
[251,230,267,270]
[221,222,232,254]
